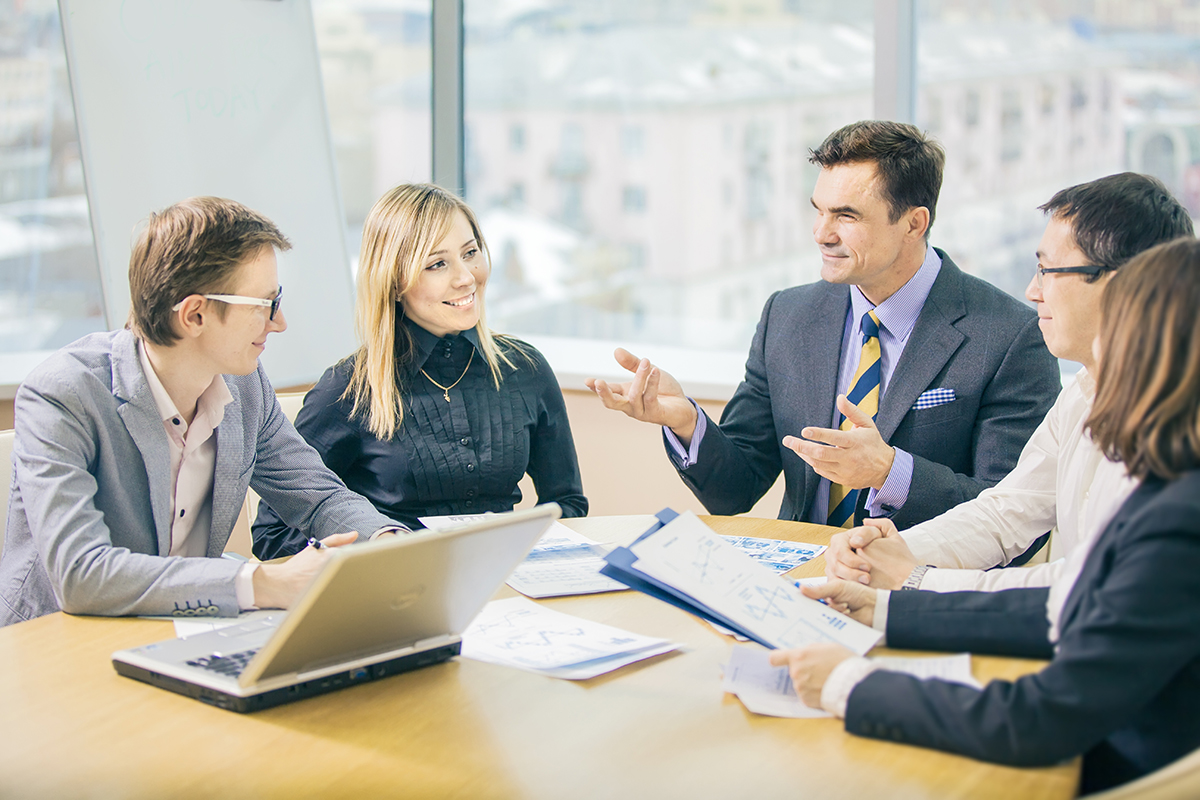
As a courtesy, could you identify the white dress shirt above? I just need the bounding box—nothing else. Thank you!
[817,369,1140,717]
[139,342,257,609]
[900,368,1136,592]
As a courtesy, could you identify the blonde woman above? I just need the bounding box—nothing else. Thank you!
[253,184,587,558]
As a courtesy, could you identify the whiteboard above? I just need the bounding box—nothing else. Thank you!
[59,0,355,387]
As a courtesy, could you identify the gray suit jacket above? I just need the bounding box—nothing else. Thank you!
[670,252,1061,528]
[0,329,397,625]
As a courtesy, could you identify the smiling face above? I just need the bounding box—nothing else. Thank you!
[201,246,286,376]
[1025,215,1112,370]
[401,210,488,338]
[810,161,929,304]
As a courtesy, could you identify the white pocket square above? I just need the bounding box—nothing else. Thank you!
[914,388,956,410]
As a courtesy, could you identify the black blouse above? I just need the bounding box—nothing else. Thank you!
[251,318,587,558]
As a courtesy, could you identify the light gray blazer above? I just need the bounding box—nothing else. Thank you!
[0,329,398,625]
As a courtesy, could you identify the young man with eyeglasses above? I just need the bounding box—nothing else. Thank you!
[824,172,1194,593]
[0,196,406,626]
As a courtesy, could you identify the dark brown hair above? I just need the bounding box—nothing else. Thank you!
[809,120,945,235]
[1040,172,1193,279]
[127,196,291,346]
[1087,237,1200,481]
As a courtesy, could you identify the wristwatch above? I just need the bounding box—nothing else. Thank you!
[900,564,933,591]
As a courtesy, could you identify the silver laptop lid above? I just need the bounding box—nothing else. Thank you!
[240,504,560,687]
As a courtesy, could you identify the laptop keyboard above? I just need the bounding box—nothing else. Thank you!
[187,648,260,677]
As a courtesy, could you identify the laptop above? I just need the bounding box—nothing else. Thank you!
[112,504,561,712]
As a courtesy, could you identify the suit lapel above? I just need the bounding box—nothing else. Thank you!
[875,254,967,441]
[802,284,852,430]
[209,379,244,558]
[796,284,850,515]
[111,332,173,555]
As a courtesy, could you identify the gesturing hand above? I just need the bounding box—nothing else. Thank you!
[782,394,895,490]
[585,348,699,442]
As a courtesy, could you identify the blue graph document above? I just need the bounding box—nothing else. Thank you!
[721,536,826,574]
[603,511,881,656]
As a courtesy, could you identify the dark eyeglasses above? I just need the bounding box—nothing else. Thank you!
[1035,266,1115,289]
[173,285,284,320]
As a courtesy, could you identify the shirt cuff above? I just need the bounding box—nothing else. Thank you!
[370,525,411,540]
[236,563,258,611]
[865,447,914,517]
[913,567,986,593]
[821,657,881,718]
[872,589,890,638]
[663,398,706,468]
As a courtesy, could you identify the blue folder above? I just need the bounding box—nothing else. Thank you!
[599,509,774,649]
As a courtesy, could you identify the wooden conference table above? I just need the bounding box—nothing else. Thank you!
[0,515,1080,799]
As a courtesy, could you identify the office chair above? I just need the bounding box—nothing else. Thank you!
[1086,747,1200,799]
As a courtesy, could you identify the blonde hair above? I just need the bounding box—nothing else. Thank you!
[1087,237,1200,481]
[345,183,523,440]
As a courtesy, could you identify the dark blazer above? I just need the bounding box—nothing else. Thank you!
[669,252,1061,527]
[847,471,1200,793]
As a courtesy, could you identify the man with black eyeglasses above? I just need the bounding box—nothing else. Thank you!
[0,197,406,626]
[825,172,1195,593]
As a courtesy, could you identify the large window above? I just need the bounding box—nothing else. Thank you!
[0,1,103,387]
[917,1,1200,307]
[311,0,432,269]
[12,2,1200,393]
[462,1,873,367]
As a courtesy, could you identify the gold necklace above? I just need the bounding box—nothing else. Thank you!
[420,348,475,403]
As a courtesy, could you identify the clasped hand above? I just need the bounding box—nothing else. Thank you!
[782,394,896,490]
[824,518,920,588]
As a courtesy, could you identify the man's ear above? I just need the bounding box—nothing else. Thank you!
[173,296,208,340]
[904,206,931,242]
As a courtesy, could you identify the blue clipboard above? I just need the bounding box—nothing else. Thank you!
[599,509,774,649]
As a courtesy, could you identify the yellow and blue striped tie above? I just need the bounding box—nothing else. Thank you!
[827,310,881,528]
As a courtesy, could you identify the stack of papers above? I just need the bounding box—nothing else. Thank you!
[602,510,882,655]
[722,646,982,718]
[462,597,678,680]
[505,524,626,598]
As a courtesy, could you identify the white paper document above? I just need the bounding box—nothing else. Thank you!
[462,596,678,680]
[505,523,626,598]
[630,512,882,655]
[418,513,492,530]
[722,643,831,718]
[870,652,982,688]
[721,536,827,574]
[722,646,983,719]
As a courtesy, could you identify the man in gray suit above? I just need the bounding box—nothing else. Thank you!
[0,197,404,626]
[589,121,1059,529]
